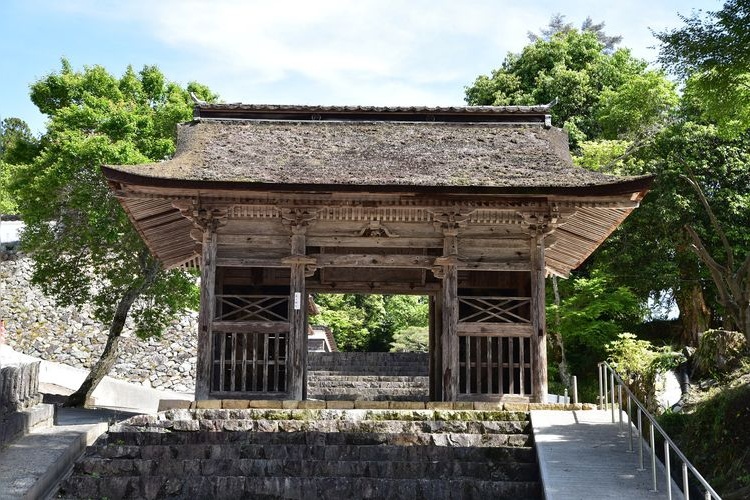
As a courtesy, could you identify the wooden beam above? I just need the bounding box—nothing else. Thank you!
[212,321,290,334]
[196,223,217,400]
[457,322,533,337]
[311,253,435,268]
[217,257,288,268]
[530,232,548,403]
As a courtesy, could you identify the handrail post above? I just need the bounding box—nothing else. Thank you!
[610,370,616,423]
[665,441,672,500]
[572,375,578,404]
[683,463,690,500]
[598,363,605,409]
[650,421,658,492]
[627,395,633,452]
[637,408,644,471]
[618,383,623,430]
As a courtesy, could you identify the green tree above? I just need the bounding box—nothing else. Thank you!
[656,0,750,135]
[311,294,428,352]
[465,28,677,147]
[0,117,38,214]
[528,14,623,53]
[9,60,217,406]
[594,122,750,345]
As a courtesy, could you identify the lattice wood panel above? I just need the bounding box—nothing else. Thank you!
[458,335,532,396]
[458,296,531,323]
[215,295,289,322]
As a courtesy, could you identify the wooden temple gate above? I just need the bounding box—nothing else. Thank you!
[103,103,651,403]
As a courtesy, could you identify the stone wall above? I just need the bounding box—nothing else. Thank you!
[0,254,198,393]
[0,353,41,415]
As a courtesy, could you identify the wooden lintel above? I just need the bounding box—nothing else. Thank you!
[212,321,290,334]
[281,255,317,266]
[311,253,435,268]
[217,257,287,268]
[458,261,530,271]
[457,322,533,337]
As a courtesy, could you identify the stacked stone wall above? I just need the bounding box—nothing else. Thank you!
[0,254,198,393]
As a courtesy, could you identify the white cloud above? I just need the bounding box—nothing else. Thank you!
[43,0,718,105]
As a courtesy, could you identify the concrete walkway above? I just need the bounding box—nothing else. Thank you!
[0,407,138,500]
[532,410,683,500]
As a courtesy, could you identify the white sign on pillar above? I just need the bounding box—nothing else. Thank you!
[294,292,302,310]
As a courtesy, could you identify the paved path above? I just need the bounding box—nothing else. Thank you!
[0,407,137,500]
[531,410,683,500]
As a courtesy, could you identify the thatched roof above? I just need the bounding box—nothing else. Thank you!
[103,104,649,194]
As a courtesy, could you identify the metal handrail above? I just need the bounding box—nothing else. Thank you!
[598,361,721,500]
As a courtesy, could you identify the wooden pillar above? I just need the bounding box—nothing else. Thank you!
[530,231,548,403]
[196,218,218,400]
[441,263,459,401]
[428,295,442,401]
[287,227,308,400]
[436,226,460,402]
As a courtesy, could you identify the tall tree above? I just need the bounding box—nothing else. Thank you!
[528,14,623,53]
[656,0,750,135]
[466,29,677,148]
[594,122,750,345]
[10,60,217,406]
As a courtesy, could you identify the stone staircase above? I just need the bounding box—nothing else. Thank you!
[307,352,429,401]
[57,407,542,499]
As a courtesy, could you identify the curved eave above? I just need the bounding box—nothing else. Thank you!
[102,165,654,199]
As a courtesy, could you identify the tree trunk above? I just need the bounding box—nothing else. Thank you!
[675,282,710,347]
[64,262,159,408]
[549,276,569,385]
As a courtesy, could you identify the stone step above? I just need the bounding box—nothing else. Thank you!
[105,430,533,448]
[307,393,429,402]
[73,457,539,481]
[307,375,429,383]
[308,369,428,376]
[60,475,541,499]
[307,380,429,388]
[89,442,537,463]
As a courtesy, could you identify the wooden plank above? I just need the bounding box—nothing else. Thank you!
[530,232,548,403]
[196,224,217,400]
[212,321,290,334]
[457,322,533,337]
[508,337,515,395]
[241,332,248,392]
[263,333,270,392]
[499,337,504,395]
[519,336,525,396]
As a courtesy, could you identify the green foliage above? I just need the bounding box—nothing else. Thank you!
[0,117,39,214]
[527,14,623,53]
[606,332,684,412]
[547,272,644,394]
[465,29,677,146]
[593,123,750,333]
[662,382,750,495]
[8,59,213,338]
[656,0,750,135]
[311,294,428,352]
[390,326,429,353]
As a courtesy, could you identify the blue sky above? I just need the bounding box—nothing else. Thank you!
[0,0,721,135]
